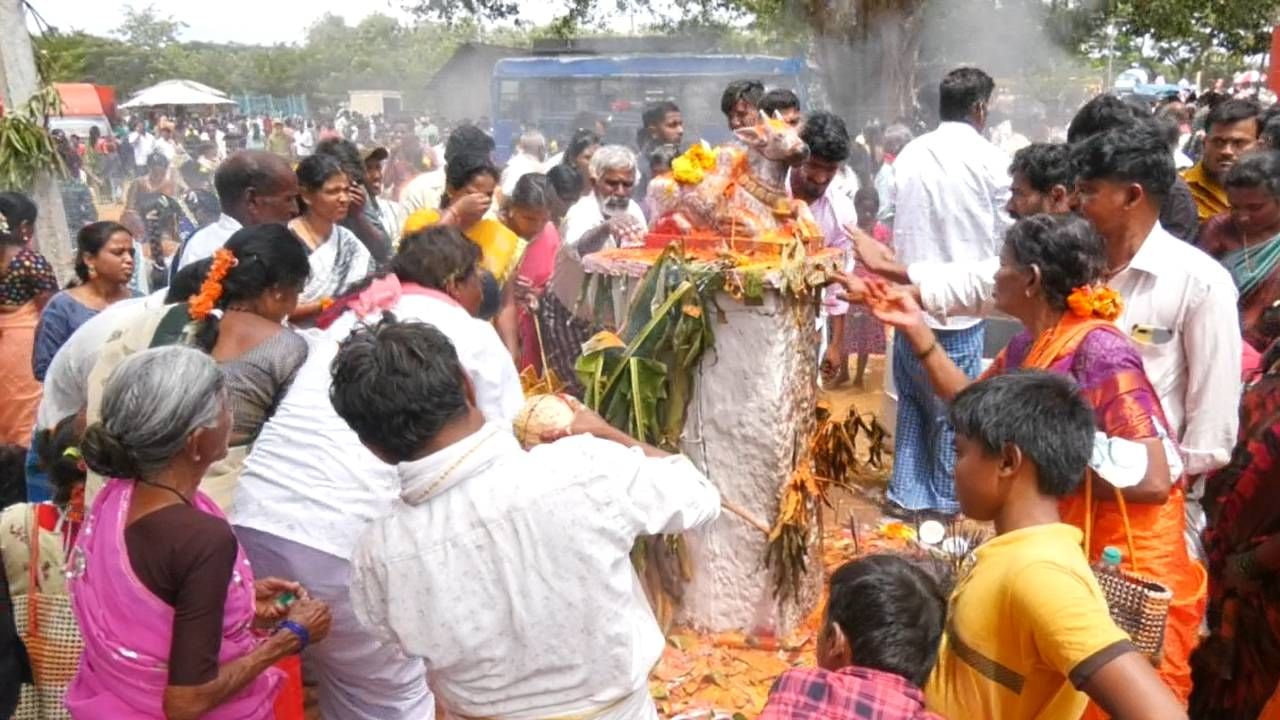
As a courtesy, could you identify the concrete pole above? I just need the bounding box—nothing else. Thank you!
[0,0,74,283]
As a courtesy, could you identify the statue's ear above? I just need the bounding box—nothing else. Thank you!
[734,125,764,147]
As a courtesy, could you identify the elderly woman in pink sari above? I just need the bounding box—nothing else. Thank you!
[67,346,331,719]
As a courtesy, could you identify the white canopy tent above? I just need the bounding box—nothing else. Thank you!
[120,79,237,108]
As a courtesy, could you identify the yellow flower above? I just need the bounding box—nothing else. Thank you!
[685,142,717,171]
[671,155,704,185]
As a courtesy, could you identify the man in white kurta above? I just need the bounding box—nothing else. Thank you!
[232,277,523,719]
[330,319,721,720]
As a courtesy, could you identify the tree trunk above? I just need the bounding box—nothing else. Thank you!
[0,0,73,283]
[807,0,926,130]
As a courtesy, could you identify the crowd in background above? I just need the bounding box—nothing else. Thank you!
[0,63,1279,720]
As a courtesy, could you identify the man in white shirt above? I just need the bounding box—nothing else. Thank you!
[295,121,316,157]
[500,129,547,198]
[329,317,720,720]
[789,111,858,379]
[173,150,299,273]
[127,120,155,176]
[232,228,523,720]
[860,122,1240,488]
[153,125,178,163]
[549,145,647,320]
[887,66,1012,515]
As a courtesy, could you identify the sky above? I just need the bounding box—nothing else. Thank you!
[26,0,563,45]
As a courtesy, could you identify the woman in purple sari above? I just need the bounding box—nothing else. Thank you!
[68,346,331,719]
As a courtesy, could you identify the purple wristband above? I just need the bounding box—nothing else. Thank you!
[277,619,309,651]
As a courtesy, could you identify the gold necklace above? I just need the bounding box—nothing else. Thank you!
[401,427,500,506]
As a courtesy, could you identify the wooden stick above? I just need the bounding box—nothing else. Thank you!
[721,497,771,535]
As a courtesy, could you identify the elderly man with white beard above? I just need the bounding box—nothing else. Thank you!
[531,145,649,395]
[547,144,648,323]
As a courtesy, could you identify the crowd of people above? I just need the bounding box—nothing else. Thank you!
[0,60,1278,720]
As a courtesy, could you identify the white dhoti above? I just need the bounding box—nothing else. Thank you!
[234,525,435,720]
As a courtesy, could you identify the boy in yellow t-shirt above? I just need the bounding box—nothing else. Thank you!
[925,371,1186,720]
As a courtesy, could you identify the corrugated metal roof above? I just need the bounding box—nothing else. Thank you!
[492,55,807,79]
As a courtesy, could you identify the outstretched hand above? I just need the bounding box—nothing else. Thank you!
[869,286,926,329]
[828,272,891,306]
[843,223,897,275]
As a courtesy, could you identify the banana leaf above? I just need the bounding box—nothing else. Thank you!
[575,244,717,448]
[572,246,726,621]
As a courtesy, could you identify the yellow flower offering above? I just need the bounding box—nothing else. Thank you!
[671,155,703,186]
[670,144,718,186]
[685,142,718,171]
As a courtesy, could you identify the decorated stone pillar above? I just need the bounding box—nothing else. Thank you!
[582,253,832,635]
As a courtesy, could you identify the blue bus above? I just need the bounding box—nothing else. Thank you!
[490,54,810,161]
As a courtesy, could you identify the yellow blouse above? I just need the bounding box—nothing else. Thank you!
[402,209,520,281]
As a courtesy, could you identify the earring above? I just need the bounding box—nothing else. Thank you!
[88,265,98,279]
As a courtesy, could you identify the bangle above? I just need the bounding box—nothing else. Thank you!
[914,340,939,360]
[277,619,309,651]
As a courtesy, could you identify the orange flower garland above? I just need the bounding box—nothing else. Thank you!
[1066,285,1123,321]
[188,248,237,321]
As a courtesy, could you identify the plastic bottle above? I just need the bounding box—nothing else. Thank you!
[1098,546,1123,574]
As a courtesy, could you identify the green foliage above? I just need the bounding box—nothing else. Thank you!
[0,86,65,191]
[35,11,478,109]
[113,4,186,49]
[574,246,719,450]
[1106,0,1279,59]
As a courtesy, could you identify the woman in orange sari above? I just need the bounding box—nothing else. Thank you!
[0,207,58,449]
[845,213,1206,708]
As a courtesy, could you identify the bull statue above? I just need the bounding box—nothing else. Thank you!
[647,112,821,248]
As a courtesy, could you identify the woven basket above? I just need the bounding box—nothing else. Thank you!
[1084,479,1172,665]
[11,506,83,720]
[1092,565,1173,664]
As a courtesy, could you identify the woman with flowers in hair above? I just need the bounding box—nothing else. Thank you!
[84,224,311,511]
[839,213,1206,706]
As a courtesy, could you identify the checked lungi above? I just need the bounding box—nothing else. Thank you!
[887,322,985,514]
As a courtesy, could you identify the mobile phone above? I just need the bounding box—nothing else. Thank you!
[1130,324,1173,345]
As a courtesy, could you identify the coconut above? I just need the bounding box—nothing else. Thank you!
[513,393,577,449]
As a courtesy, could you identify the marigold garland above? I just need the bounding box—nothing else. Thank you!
[189,248,237,321]
[670,143,718,186]
[1066,284,1123,321]
[671,156,703,185]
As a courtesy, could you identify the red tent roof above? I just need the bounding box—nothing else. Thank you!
[54,83,107,116]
